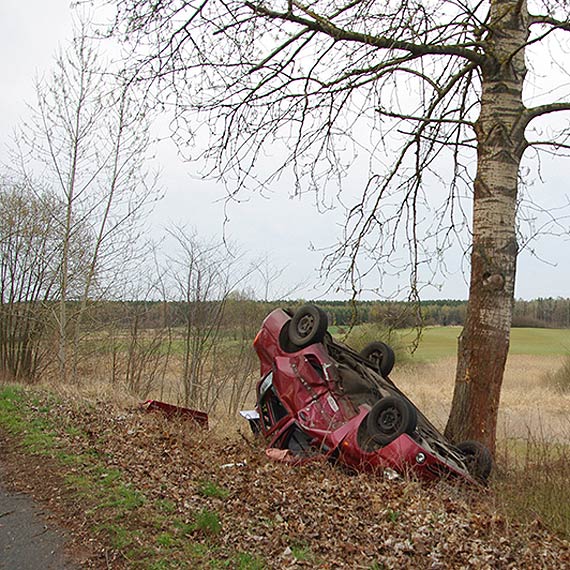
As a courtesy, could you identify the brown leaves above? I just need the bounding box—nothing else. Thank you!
[10,394,570,569]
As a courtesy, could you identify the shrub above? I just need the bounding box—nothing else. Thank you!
[544,354,570,393]
[340,323,410,365]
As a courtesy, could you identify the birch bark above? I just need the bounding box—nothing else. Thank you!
[445,0,529,452]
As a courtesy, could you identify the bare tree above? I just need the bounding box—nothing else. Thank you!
[15,19,160,383]
[0,177,62,381]
[109,0,570,451]
[161,225,254,410]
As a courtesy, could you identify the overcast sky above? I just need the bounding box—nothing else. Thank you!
[1,0,569,301]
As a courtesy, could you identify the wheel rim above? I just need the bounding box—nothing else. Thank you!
[378,406,401,434]
[462,450,478,472]
[369,350,382,367]
[296,314,315,338]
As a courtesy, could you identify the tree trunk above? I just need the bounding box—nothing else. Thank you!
[445,0,529,454]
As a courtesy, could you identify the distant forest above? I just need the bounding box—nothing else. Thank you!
[307,298,570,329]
[92,297,570,330]
[3,295,568,388]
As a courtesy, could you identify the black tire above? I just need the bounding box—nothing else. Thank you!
[360,341,396,377]
[456,440,493,483]
[288,305,329,349]
[366,396,417,445]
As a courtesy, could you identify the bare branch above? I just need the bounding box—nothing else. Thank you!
[524,101,570,125]
[529,13,570,32]
[244,1,487,66]
[526,140,570,151]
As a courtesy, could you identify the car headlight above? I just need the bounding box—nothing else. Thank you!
[416,452,426,464]
[383,468,400,480]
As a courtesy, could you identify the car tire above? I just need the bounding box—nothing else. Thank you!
[288,305,329,349]
[456,440,493,483]
[360,341,396,376]
[366,396,417,445]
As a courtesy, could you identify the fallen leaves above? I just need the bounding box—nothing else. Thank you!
[2,392,570,569]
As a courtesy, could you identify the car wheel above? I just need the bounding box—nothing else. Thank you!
[288,305,328,349]
[360,341,396,376]
[366,396,417,445]
[456,440,493,483]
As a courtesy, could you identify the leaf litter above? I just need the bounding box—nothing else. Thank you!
[1,392,569,569]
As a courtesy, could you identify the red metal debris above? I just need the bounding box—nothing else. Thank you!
[141,399,209,429]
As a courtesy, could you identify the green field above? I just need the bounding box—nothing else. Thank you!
[401,327,570,361]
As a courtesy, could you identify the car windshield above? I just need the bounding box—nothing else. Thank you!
[258,372,288,428]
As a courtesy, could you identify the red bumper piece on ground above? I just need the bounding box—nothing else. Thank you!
[141,400,209,429]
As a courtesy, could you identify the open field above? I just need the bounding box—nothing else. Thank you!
[400,326,570,361]
[391,354,570,442]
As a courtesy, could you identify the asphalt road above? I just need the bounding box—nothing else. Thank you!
[0,478,79,570]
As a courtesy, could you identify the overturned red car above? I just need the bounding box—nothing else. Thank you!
[245,305,492,484]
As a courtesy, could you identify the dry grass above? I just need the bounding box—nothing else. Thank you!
[544,354,570,394]
[392,354,570,442]
[40,350,570,443]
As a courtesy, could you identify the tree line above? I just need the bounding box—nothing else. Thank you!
[30,297,570,333]
[317,299,570,329]
[4,288,567,396]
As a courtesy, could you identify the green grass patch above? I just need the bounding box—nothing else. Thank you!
[156,532,177,548]
[157,499,177,513]
[207,552,266,570]
[97,523,138,550]
[290,543,315,562]
[198,480,230,500]
[173,519,195,535]
[184,541,209,559]
[193,509,222,535]
[231,552,265,570]
[397,326,570,361]
[98,481,146,510]
[64,465,145,513]
[509,328,570,356]
[0,386,26,432]
[21,430,58,454]
[65,425,84,437]
[146,561,187,570]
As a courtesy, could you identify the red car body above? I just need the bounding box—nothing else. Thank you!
[252,307,487,483]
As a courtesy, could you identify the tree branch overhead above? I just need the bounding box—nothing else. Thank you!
[245,0,487,65]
